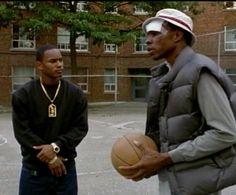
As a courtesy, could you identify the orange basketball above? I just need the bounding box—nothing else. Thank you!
[111,132,157,177]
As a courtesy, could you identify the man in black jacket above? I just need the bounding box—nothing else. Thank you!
[12,44,88,195]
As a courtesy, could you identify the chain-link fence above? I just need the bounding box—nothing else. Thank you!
[195,29,236,85]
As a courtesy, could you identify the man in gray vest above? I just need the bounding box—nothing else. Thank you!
[120,8,236,195]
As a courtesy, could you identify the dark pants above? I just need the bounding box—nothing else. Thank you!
[19,166,78,195]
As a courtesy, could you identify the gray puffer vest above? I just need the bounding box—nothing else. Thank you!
[145,46,236,195]
[146,46,235,152]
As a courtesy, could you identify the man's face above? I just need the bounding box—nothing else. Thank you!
[145,23,178,61]
[38,49,64,80]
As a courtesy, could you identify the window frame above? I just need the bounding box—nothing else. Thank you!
[134,34,147,53]
[224,26,236,51]
[12,66,36,92]
[104,68,115,93]
[133,6,148,15]
[57,27,89,52]
[104,42,118,53]
[11,24,36,50]
[63,68,89,93]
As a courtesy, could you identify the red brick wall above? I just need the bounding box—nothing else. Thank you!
[1,2,236,106]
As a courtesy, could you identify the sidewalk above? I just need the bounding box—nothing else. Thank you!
[0,102,236,194]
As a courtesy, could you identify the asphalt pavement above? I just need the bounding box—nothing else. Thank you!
[0,102,236,195]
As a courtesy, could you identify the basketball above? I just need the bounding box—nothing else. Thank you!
[111,132,157,177]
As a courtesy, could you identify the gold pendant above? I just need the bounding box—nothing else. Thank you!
[48,103,57,117]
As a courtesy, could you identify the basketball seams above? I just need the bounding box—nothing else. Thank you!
[112,151,133,166]
[123,135,142,160]
[111,133,157,177]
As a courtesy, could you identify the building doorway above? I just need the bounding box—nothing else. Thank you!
[129,68,150,101]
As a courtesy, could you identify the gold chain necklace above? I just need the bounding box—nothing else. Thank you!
[40,77,61,117]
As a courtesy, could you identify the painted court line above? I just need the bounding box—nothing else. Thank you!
[0,135,7,146]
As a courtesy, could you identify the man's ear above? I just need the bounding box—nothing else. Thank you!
[36,61,43,71]
[174,30,184,43]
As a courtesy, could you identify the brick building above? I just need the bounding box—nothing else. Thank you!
[0,1,236,106]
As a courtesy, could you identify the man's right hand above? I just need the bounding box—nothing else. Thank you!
[119,140,173,181]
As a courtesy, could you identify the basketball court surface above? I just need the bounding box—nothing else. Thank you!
[0,102,236,194]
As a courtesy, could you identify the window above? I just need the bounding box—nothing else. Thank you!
[12,66,35,91]
[104,69,115,93]
[59,1,87,12]
[76,1,87,12]
[57,27,88,52]
[63,68,89,93]
[77,68,89,92]
[104,42,117,53]
[225,68,236,87]
[134,6,148,15]
[134,35,147,53]
[105,7,118,15]
[224,26,236,51]
[224,1,236,9]
[11,24,35,50]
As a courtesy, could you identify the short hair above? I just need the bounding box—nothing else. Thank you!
[163,21,192,46]
[36,44,57,62]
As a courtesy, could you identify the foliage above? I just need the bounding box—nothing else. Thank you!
[0,3,17,28]
[0,1,205,74]
[132,1,203,18]
[1,1,203,45]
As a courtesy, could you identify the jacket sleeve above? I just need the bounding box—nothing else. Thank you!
[12,91,45,150]
[55,90,88,151]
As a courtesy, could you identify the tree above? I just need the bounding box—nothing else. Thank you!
[1,1,203,76]
[0,2,18,29]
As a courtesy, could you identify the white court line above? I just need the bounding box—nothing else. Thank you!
[0,135,7,146]
[77,169,115,176]
[91,136,104,139]
[89,119,113,126]
[90,119,139,130]
[112,121,139,129]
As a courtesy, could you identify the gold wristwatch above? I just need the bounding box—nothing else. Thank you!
[51,142,60,153]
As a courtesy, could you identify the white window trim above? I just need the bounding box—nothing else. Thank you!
[134,35,148,53]
[11,66,35,92]
[57,27,89,52]
[104,42,118,53]
[224,26,236,51]
[11,24,36,50]
[104,69,115,93]
[76,1,87,12]
[133,6,148,15]
[225,68,236,86]
[225,1,236,9]
[77,69,89,93]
